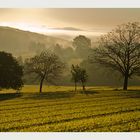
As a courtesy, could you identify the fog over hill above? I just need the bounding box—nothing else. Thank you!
[0,26,73,58]
[0,26,139,86]
[0,26,100,57]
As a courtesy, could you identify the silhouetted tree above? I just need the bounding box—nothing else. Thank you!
[91,22,140,90]
[0,51,23,90]
[25,50,65,93]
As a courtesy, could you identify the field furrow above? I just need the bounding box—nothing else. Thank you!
[0,87,140,132]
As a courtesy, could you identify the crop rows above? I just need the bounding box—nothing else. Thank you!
[0,90,140,131]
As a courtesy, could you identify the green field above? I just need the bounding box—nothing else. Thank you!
[0,85,140,132]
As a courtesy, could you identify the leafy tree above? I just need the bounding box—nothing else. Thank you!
[25,50,65,93]
[73,35,92,58]
[53,43,75,62]
[73,35,91,49]
[0,51,23,90]
[91,22,140,90]
[71,64,88,92]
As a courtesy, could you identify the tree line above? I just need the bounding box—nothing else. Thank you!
[0,22,140,92]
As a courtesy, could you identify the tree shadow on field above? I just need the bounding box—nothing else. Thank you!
[0,93,22,101]
[84,90,99,94]
[81,90,99,95]
[122,90,140,98]
[26,91,76,100]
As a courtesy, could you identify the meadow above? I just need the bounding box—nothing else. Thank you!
[0,85,140,132]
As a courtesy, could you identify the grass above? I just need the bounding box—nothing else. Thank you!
[0,85,140,132]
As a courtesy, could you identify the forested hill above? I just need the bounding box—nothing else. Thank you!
[0,26,139,86]
[0,26,72,58]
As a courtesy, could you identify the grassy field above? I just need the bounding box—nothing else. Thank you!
[0,85,140,132]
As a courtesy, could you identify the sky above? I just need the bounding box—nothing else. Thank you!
[0,8,140,39]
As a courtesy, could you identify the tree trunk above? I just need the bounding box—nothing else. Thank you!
[82,82,86,92]
[82,85,85,91]
[75,82,77,92]
[39,77,44,93]
[123,75,128,90]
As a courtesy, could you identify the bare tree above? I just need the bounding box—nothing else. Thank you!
[71,64,80,92]
[79,68,88,91]
[71,64,88,92]
[25,50,65,93]
[90,22,140,90]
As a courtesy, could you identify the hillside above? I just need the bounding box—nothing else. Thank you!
[0,26,72,58]
[0,26,139,86]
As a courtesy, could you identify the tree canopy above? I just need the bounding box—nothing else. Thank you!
[73,35,92,58]
[25,50,65,93]
[71,64,88,91]
[91,22,140,90]
[0,51,23,90]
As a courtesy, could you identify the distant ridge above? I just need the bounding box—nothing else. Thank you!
[0,26,72,58]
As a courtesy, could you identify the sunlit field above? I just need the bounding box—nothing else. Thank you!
[0,85,140,132]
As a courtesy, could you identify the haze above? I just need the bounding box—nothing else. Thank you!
[0,8,140,39]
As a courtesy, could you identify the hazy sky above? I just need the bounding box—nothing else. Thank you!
[0,8,140,38]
